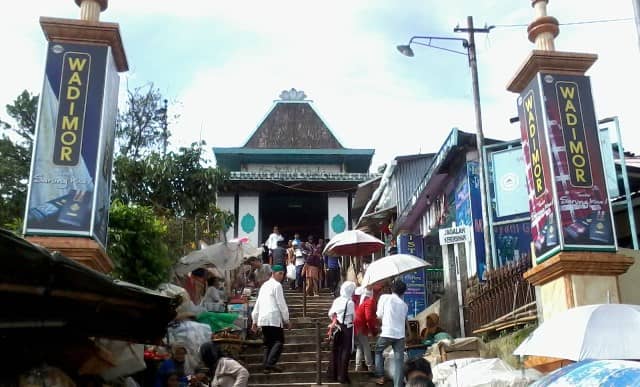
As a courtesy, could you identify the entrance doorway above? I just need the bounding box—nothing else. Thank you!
[260,192,328,244]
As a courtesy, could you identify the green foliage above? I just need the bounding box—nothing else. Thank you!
[116,83,171,159]
[107,201,172,288]
[113,141,229,217]
[0,90,37,230]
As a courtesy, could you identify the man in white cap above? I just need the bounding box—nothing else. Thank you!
[251,265,290,373]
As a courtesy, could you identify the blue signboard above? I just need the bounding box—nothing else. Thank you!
[24,42,119,248]
[493,221,531,267]
[398,234,426,318]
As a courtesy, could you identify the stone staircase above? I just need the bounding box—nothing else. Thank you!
[242,288,385,386]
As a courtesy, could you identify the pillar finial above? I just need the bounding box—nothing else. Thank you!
[528,0,559,51]
[74,0,108,22]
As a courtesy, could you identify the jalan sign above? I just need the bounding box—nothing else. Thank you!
[439,226,471,246]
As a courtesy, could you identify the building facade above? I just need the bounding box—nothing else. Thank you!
[213,89,376,245]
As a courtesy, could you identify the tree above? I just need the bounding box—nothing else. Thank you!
[0,90,38,230]
[107,201,172,288]
[116,82,170,159]
[112,84,232,269]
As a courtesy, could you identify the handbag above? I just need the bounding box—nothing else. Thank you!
[328,300,350,344]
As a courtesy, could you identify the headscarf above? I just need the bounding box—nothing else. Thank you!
[199,342,223,374]
[328,281,356,324]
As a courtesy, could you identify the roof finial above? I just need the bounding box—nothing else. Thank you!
[528,0,559,51]
[279,88,307,101]
[74,0,108,22]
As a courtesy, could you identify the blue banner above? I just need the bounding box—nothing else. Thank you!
[493,221,531,267]
[398,234,426,318]
[24,42,118,247]
[467,162,487,280]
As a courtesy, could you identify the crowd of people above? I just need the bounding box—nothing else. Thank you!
[154,225,440,387]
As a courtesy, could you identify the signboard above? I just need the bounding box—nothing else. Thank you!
[493,221,531,267]
[24,42,119,248]
[439,226,471,245]
[398,234,426,318]
[491,147,529,218]
[517,75,560,262]
[517,73,616,263]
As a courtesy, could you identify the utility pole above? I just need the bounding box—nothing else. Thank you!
[454,16,494,273]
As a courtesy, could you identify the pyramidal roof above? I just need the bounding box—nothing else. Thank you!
[243,88,344,149]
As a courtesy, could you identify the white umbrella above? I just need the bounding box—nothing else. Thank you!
[173,237,260,275]
[435,358,542,387]
[323,229,385,256]
[514,303,640,361]
[360,254,430,287]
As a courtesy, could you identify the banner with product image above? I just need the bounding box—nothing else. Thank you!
[517,73,616,264]
[24,42,118,248]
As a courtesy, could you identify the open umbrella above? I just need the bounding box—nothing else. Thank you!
[530,359,640,386]
[323,229,385,256]
[434,357,542,387]
[360,254,429,287]
[514,303,640,361]
[173,237,260,276]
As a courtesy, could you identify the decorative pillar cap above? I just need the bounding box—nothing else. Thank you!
[74,0,108,11]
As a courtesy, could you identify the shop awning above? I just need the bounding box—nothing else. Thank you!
[0,228,178,344]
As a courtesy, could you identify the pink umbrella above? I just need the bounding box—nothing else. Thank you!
[323,229,385,257]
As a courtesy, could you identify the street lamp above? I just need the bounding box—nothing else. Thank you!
[398,20,493,274]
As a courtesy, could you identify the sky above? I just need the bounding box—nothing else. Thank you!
[1,1,639,172]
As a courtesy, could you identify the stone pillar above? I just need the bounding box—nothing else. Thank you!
[507,0,633,371]
[23,0,127,273]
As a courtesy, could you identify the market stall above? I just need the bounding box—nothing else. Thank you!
[0,228,179,384]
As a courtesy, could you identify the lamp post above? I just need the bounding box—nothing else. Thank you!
[398,17,494,273]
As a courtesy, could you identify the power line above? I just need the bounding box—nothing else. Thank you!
[494,17,632,29]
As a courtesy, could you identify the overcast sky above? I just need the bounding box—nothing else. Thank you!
[1,1,638,171]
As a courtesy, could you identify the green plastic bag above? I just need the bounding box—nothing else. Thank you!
[196,311,240,333]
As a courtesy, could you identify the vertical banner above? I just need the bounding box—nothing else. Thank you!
[517,75,560,263]
[467,162,486,280]
[597,123,620,199]
[398,233,426,318]
[24,42,117,247]
[541,73,616,251]
[92,48,119,247]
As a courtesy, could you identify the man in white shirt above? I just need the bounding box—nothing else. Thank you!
[251,265,290,373]
[374,279,408,387]
[265,226,284,251]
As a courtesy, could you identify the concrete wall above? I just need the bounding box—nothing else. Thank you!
[619,248,640,305]
[217,194,235,241]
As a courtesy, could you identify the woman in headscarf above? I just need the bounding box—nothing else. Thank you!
[327,281,356,384]
[199,342,249,387]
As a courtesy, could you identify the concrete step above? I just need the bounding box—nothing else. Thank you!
[248,370,389,385]
[246,360,329,373]
[243,341,330,355]
[241,351,330,363]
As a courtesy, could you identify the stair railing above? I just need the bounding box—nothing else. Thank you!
[303,280,307,317]
[315,320,322,384]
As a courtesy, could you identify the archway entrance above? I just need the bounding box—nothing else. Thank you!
[260,192,328,243]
